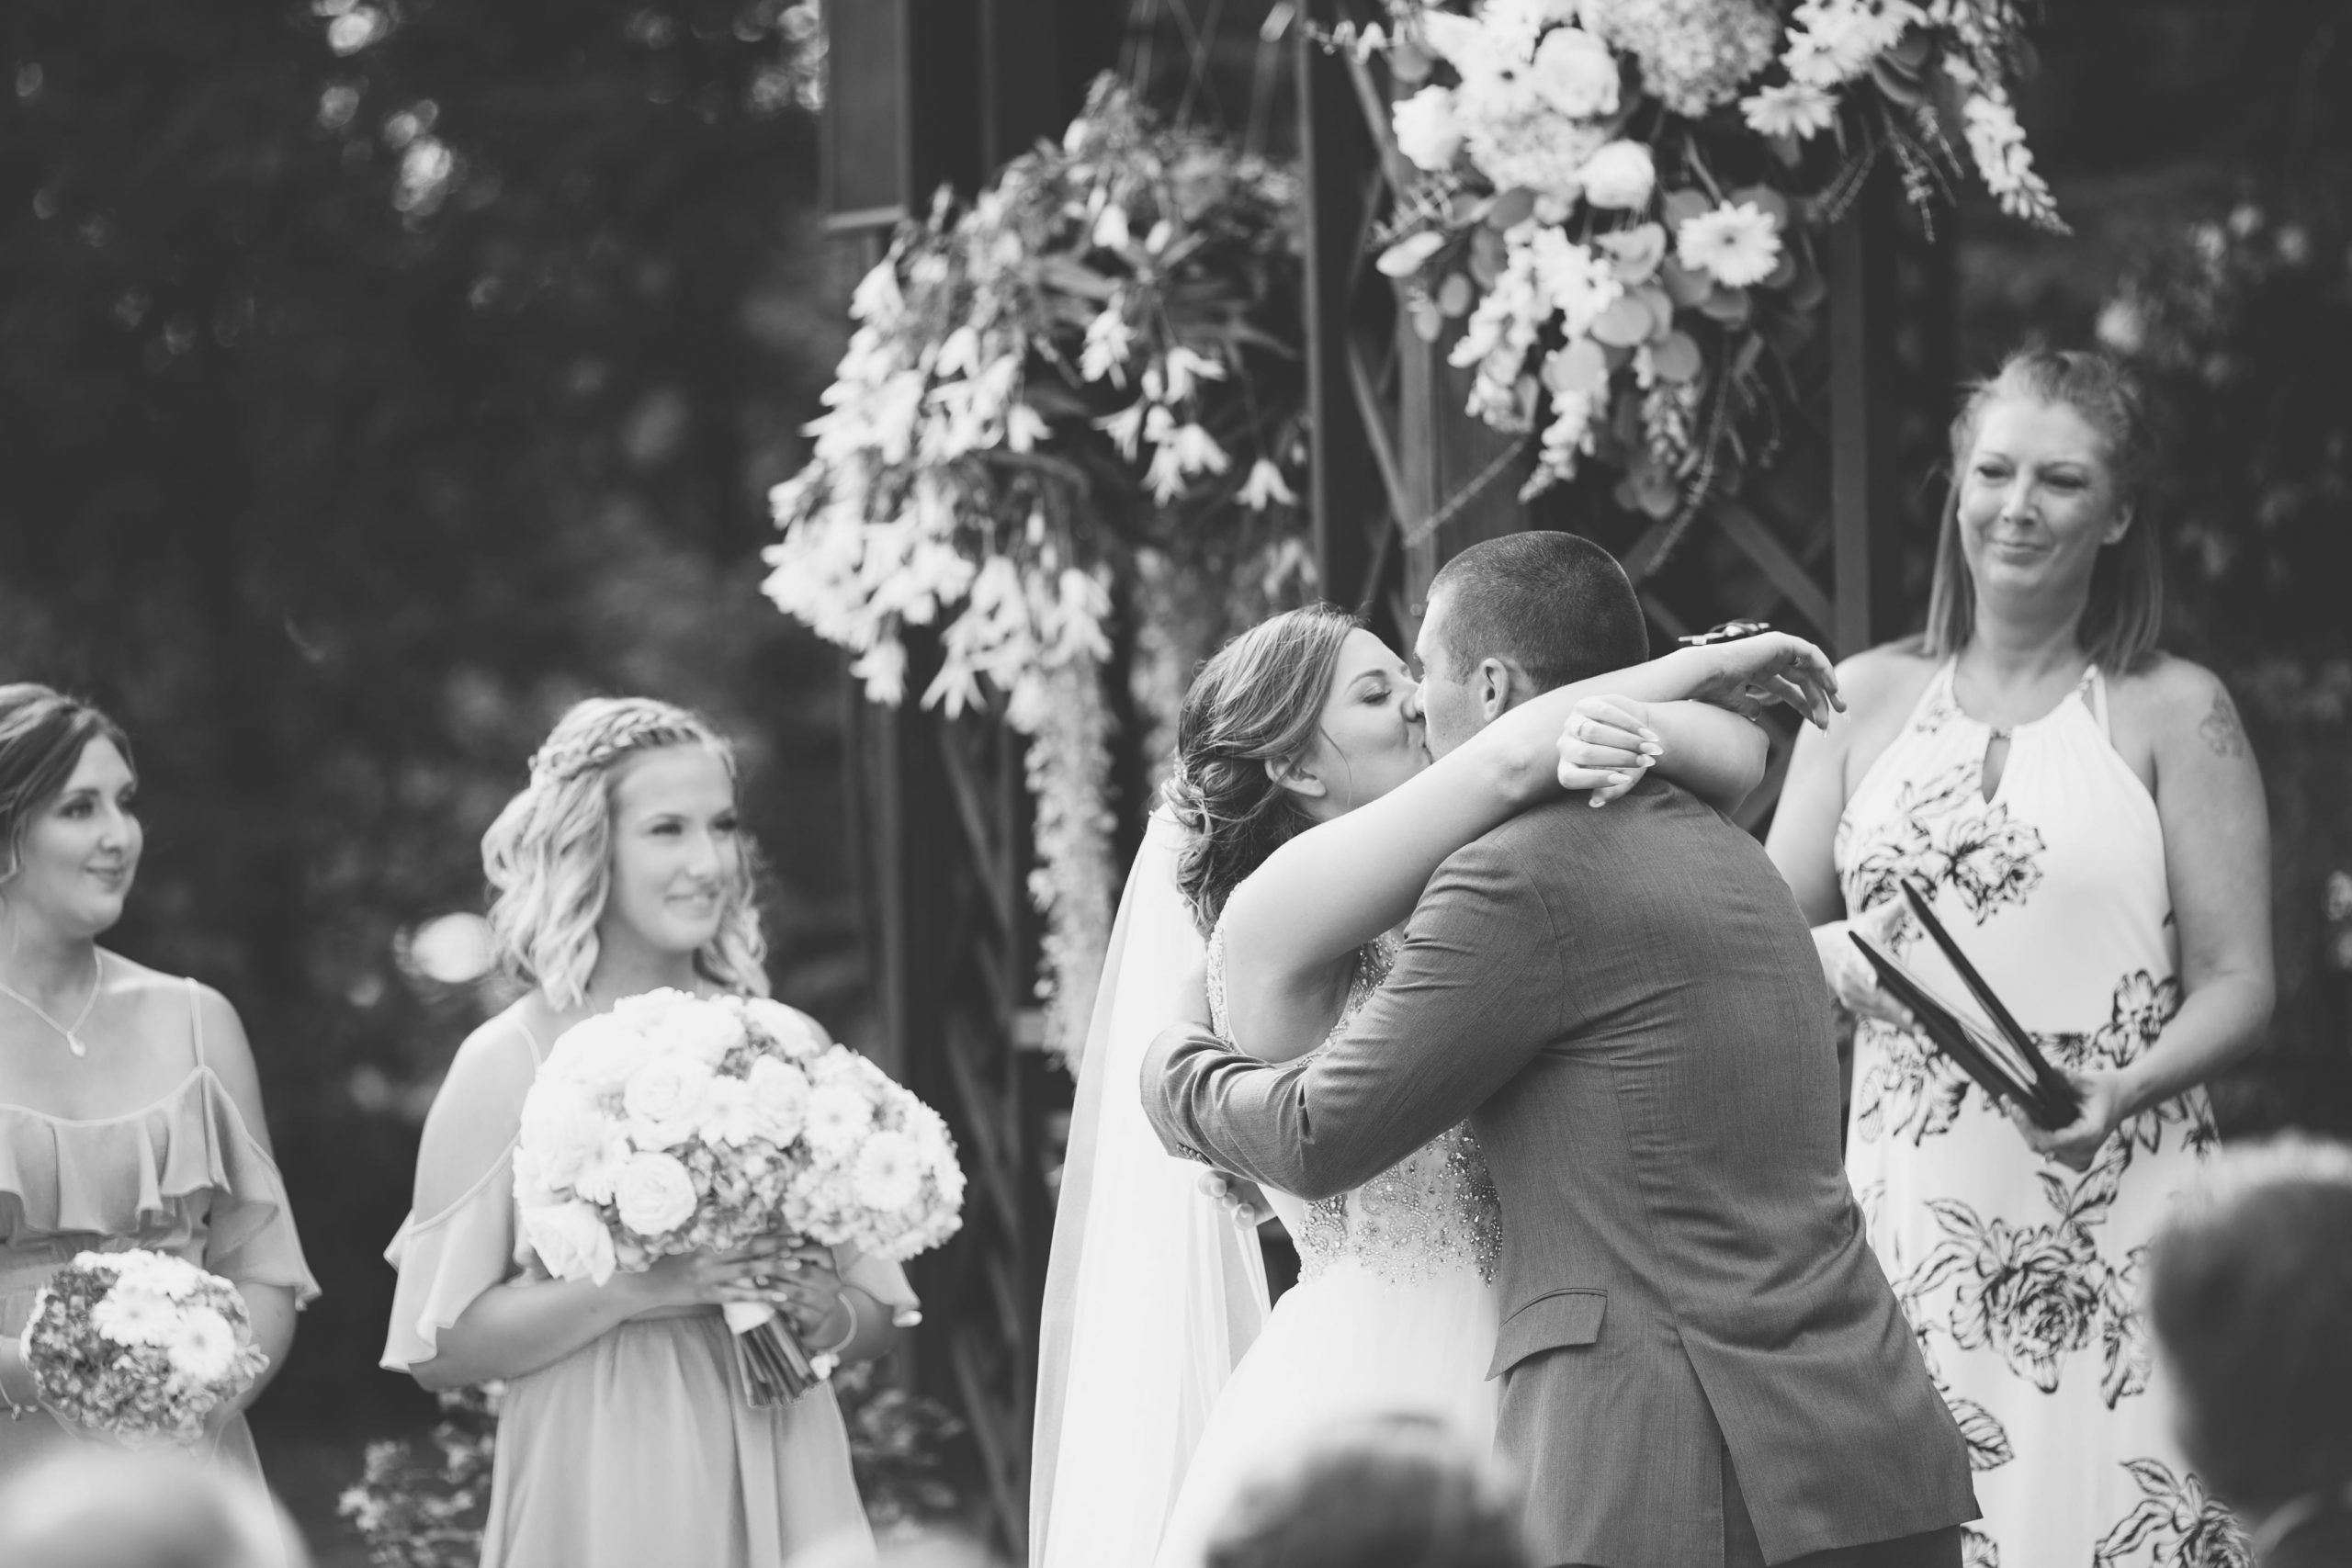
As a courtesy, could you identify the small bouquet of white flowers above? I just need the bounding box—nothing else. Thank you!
[19,1249,270,1445]
[514,989,964,1404]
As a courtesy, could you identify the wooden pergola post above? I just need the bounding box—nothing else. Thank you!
[820,3,1118,1555]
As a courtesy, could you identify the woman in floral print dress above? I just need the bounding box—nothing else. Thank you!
[1769,349,2275,1568]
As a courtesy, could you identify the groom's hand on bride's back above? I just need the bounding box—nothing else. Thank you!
[1683,631,1844,729]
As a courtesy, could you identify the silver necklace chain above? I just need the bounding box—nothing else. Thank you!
[0,951,105,1058]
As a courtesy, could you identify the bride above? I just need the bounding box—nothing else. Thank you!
[1032,600,1839,1568]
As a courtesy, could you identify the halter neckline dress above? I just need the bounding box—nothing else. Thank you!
[1836,658,2241,1567]
[0,975,318,1479]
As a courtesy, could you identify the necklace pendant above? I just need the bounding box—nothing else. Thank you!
[63,1033,86,1058]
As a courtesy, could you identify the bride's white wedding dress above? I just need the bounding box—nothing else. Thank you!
[1148,926,1504,1568]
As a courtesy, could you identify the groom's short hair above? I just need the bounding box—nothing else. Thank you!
[1424,532,1648,691]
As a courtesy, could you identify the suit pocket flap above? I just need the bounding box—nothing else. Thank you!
[1488,1288,1607,1379]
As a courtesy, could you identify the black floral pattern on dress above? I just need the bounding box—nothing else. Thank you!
[1846,763,2049,933]
[1854,1018,1973,1145]
[2093,1459,2250,1568]
[1901,1142,2141,1399]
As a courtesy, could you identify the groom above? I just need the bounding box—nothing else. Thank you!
[1142,533,1976,1568]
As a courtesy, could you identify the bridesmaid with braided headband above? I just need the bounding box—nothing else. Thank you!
[381,696,912,1568]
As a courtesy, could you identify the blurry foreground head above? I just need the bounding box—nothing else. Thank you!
[0,1449,308,1568]
[1203,1412,1532,1568]
[2147,1136,2352,1524]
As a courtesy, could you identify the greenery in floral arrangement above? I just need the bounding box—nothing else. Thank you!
[337,1370,972,1564]
[763,75,1307,1059]
[1353,0,2064,520]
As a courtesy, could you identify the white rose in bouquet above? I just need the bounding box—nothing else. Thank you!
[622,1055,716,1150]
[522,1199,620,1284]
[613,1151,699,1239]
[1580,140,1656,210]
[541,1011,655,1091]
[654,998,748,1065]
[1530,27,1620,119]
[517,1078,621,1189]
[739,998,826,1063]
[746,1055,811,1144]
[1393,86,1466,173]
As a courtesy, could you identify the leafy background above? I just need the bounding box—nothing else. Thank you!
[0,2,2345,1560]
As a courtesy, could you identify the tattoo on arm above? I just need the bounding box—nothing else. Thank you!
[2198,688,2248,761]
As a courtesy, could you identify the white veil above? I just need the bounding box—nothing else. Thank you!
[1031,807,1270,1568]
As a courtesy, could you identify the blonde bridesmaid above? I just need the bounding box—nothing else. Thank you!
[381,696,911,1568]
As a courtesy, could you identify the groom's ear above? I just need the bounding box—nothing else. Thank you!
[1475,657,1523,722]
[1264,753,1328,803]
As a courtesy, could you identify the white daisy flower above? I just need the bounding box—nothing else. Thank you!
[1741,81,1839,140]
[1676,201,1782,288]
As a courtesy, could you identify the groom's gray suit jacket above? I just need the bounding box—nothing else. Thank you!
[1144,780,1976,1568]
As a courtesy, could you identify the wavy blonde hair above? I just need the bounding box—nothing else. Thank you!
[482,696,769,1009]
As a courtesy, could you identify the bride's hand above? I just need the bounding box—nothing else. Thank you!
[1679,633,1843,729]
[1555,696,1662,806]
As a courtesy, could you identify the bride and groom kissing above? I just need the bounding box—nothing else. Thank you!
[1041,531,1979,1568]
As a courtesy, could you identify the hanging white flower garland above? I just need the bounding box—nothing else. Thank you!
[765,80,1306,1064]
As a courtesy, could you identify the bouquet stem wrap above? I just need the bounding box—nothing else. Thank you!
[723,1302,821,1406]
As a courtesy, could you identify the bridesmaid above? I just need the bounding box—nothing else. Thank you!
[0,685,316,1478]
[381,696,910,1568]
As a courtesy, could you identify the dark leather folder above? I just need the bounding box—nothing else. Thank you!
[1846,878,2083,1131]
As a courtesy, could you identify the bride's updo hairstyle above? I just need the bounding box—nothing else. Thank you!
[0,685,133,885]
[482,696,768,1009]
[1164,604,1361,934]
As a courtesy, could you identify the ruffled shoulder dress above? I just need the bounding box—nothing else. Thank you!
[381,1008,917,1568]
[0,976,319,1481]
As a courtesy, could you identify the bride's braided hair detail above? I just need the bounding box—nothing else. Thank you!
[1164,605,1361,935]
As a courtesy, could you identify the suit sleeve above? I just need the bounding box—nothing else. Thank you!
[1142,839,1562,1201]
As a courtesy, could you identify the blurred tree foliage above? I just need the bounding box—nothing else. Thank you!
[0,0,862,1439]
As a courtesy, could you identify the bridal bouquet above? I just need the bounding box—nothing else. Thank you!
[18,1249,270,1445]
[514,989,964,1401]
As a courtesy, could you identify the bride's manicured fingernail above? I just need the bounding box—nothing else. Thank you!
[1640,742,1663,756]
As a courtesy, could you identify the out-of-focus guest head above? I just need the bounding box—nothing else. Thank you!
[2148,1136,2352,1561]
[1202,1413,1532,1568]
[0,1449,308,1568]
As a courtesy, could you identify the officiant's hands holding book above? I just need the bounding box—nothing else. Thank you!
[1811,903,1917,1032]
[2009,1067,2139,1173]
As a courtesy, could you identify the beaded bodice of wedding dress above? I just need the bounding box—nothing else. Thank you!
[1204,925,1501,1287]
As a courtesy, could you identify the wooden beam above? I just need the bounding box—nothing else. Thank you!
[1711,499,1837,642]
[1828,171,1904,659]
[1297,1,1384,608]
